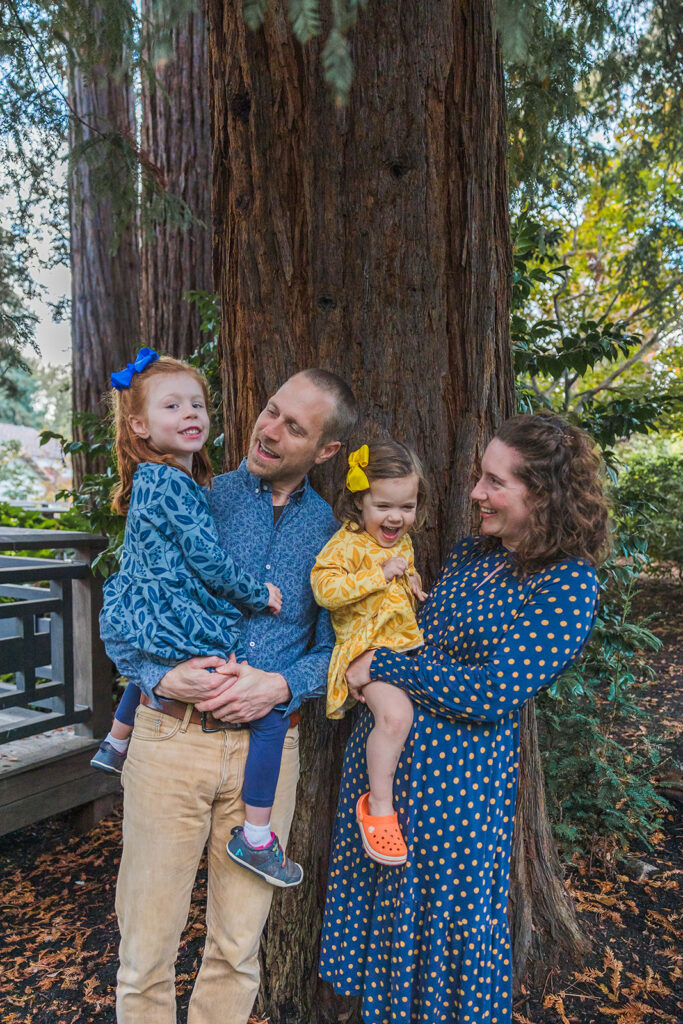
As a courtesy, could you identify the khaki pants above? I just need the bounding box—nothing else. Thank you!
[115,704,300,1024]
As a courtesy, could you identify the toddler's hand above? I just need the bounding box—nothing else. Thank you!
[382,556,409,582]
[409,574,428,602]
[265,583,282,614]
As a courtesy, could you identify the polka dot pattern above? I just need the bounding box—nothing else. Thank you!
[319,537,599,1023]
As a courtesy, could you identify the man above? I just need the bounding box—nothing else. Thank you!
[102,369,357,1024]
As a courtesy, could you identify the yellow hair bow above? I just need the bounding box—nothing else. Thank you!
[346,444,370,492]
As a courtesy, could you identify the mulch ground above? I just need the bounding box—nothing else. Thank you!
[0,577,681,1024]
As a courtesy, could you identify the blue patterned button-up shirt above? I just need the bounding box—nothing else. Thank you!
[101,459,338,714]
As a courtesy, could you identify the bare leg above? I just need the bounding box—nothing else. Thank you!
[243,803,271,827]
[110,719,133,741]
[362,681,414,817]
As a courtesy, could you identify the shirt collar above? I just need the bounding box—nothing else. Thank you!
[237,458,308,504]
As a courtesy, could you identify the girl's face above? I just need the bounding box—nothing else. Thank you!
[130,372,210,472]
[360,474,419,548]
[470,437,531,551]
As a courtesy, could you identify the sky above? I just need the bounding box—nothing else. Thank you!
[31,260,72,367]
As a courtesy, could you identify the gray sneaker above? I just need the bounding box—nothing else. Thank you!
[90,740,127,776]
[226,826,303,888]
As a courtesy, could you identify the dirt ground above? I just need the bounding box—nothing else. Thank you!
[0,577,680,1024]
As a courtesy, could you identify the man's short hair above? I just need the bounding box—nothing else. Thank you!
[299,368,358,443]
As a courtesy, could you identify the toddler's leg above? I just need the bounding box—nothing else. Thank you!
[226,710,302,887]
[112,681,141,737]
[90,682,140,775]
[363,681,414,817]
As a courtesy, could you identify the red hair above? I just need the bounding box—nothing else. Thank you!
[110,356,214,515]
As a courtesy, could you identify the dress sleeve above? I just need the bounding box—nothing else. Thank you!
[145,466,270,612]
[311,531,388,611]
[369,562,600,722]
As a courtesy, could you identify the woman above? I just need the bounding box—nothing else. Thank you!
[319,412,609,1024]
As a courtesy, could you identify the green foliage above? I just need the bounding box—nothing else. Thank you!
[539,544,668,859]
[512,210,674,859]
[613,438,683,575]
[241,0,369,104]
[0,439,44,500]
[288,0,322,44]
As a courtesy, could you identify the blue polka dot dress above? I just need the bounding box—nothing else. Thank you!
[319,537,600,1024]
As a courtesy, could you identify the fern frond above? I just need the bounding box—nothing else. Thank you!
[288,0,321,43]
[322,27,353,105]
[243,0,268,32]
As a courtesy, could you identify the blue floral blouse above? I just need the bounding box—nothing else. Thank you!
[101,462,270,662]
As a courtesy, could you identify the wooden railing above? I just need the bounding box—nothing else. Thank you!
[0,529,111,745]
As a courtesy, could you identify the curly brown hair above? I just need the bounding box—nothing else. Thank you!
[110,356,214,515]
[482,412,610,574]
[336,439,429,531]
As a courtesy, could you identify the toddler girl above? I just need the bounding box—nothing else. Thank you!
[94,348,302,887]
[311,440,428,865]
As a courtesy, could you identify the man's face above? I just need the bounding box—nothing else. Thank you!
[246,374,341,488]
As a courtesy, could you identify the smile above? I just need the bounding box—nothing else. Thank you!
[256,440,280,461]
[181,427,202,437]
[380,526,401,539]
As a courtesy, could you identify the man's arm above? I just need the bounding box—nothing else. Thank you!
[195,606,335,722]
[100,619,233,708]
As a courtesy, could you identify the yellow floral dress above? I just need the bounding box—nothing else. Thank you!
[311,524,423,718]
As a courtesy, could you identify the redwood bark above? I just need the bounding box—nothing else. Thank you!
[510,703,591,985]
[140,0,212,356]
[208,0,581,1018]
[68,12,139,482]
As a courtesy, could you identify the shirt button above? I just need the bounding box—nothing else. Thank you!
[249,641,256,648]
[265,564,271,570]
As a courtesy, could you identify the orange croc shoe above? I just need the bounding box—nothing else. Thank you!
[356,792,408,865]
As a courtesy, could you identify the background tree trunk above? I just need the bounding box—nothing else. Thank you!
[140,0,212,357]
[68,8,139,483]
[208,0,584,1018]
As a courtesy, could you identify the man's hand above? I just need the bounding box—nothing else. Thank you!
[154,654,237,703]
[195,662,291,723]
[382,556,409,582]
[346,649,375,702]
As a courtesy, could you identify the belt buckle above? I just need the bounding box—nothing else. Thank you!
[200,711,227,733]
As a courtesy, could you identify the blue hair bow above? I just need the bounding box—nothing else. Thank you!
[111,348,160,390]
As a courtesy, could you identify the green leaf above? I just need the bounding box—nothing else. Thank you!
[288,0,322,43]
[322,27,353,105]
[243,0,268,32]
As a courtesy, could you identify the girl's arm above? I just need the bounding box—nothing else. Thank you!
[368,562,599,722]
[150,467,270,612]
[311,533,389,610]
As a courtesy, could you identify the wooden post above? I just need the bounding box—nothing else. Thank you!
[73,542,112,739]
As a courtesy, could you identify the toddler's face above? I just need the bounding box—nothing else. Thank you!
[130,372,210,471]
[360,474,419,548]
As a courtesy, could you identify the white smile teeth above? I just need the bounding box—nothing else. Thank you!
[481,507,496,514]
[259,442,278,457]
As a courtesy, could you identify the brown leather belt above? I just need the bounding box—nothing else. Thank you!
[144,695,300,733]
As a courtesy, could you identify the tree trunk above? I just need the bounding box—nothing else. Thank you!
[140,0,212,357]
[208,0,584,1017]
[509,702,590,986]
[68,9,140,483]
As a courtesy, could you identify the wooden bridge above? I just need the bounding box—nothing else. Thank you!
[0,528,119,836]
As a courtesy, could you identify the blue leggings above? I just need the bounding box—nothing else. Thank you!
[114,680,289,809]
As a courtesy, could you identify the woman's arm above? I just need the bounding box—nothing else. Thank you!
[147,467,270,612]
[368,563,600,722]
[311,533,389,610]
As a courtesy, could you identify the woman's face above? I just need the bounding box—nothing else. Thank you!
[470,438,531,551]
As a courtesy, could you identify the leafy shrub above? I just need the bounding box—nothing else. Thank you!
[612,438,683,576]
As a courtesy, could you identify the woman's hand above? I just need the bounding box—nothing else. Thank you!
[346,649,375,702]
[409,573,427,602]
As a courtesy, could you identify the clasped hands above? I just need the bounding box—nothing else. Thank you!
[155,654,289,723]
